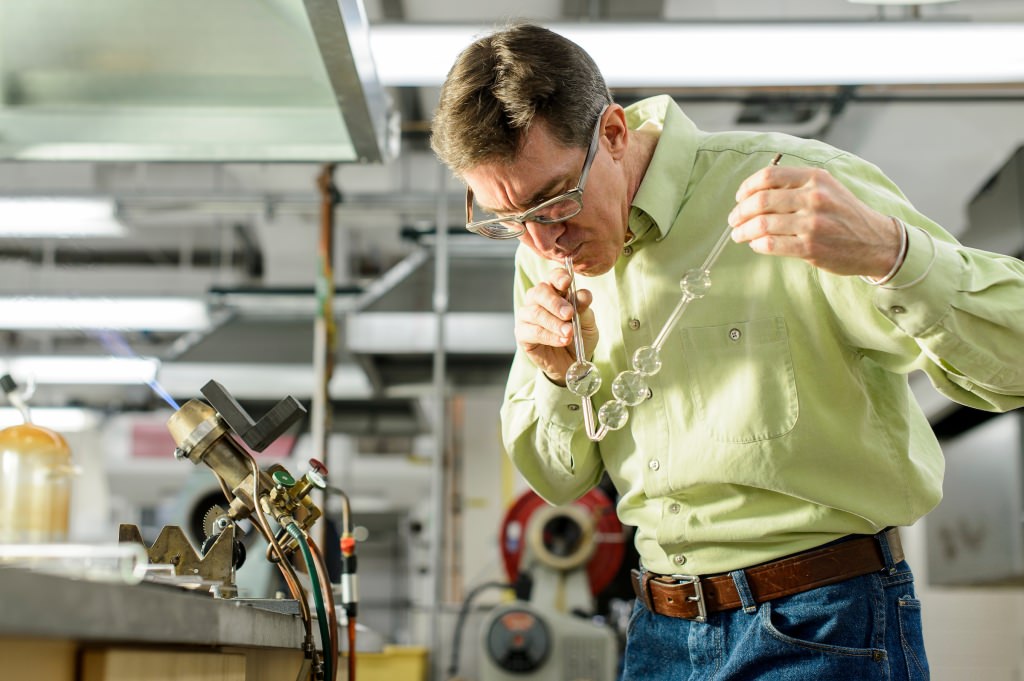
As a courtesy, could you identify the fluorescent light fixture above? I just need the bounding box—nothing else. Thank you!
[157,362,374,400]
[0,297,211,332]
[369,22,1024,87]
[0,356,159,386]
[0,198,126,238]
[0,406,101,431]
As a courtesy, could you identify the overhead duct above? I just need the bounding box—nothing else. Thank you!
[0,0,396,162]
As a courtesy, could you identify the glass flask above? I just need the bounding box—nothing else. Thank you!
[0,424,74,543]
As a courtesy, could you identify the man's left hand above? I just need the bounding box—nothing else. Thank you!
[728,165,901,279]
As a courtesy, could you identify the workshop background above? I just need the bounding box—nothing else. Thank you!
[1,1,1023,680]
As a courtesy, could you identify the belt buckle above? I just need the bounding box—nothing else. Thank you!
[669,574,706,623]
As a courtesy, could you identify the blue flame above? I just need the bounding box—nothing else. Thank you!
[147,379,180,410]
[91,330,180,410]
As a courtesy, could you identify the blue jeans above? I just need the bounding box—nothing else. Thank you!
[621,559,929,681]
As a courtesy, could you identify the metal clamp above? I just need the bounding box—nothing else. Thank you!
[670,574,707,623]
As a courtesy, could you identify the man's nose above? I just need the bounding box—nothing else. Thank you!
[525,220,565,251]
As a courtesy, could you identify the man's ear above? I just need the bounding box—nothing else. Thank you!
[603,104,630,160]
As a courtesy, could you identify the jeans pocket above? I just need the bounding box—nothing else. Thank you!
[897,596,929,681]
[759,578,886,661]
[625,598,647,640]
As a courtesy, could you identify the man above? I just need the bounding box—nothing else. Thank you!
[430,22,1024,680]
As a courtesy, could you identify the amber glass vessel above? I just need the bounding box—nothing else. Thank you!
[0,424,73,542]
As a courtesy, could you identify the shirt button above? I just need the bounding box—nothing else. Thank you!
[728,328,741,341]
[629,319,641,331]
[668,503,681,514]
[648,459,660,471]
[673,554,687,566]
[890,305,906,314]
[623,245,634,256]
[646,388,653,400]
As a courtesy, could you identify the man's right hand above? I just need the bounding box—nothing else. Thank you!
[514,266,599,386]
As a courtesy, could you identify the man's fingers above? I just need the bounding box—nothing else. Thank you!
[737,164,823,201]
[517,303,572,345]
[524,282,573,320]
[746,233,811,259]
[730,212,804,245]
[546,266,572,295]
[516,284,594,349]
[734,165,808,201]
[732,167,838,228]
[574,289,593,314]
[729,185,806,227]
[729,165,901,276]
[517,280,579,349]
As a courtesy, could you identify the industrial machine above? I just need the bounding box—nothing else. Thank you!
[479,488,624,681]
[117,380,357,681]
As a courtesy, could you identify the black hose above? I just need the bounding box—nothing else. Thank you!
[447,581,513,679]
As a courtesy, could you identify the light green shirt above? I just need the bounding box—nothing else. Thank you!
[501,95,1024,576]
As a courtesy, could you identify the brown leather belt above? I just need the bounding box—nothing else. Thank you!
[631,528,903,622]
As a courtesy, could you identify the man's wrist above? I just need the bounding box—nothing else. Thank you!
[860,216,908,286]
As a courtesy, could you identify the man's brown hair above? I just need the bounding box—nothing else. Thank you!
[430,23,613,177]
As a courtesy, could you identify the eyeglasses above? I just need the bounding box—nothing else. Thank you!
[464,106,608,240]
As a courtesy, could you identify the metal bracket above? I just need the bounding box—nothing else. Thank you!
[118,523,236,595]
[200,379,305,452]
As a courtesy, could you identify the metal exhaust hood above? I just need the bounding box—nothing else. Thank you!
[0,0,396,163]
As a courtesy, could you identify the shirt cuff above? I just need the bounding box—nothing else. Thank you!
[871,225,962,336]
[532,370,588,430]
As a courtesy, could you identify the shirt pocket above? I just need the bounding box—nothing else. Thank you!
[680,316,799,443]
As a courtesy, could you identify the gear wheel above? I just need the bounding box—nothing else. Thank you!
[202,504,229,539]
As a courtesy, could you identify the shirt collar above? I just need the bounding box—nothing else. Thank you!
[626,95,700,241]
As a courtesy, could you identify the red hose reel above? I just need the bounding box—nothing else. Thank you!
[499,488,625,596]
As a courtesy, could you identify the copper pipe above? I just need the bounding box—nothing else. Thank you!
[307,536,339,681]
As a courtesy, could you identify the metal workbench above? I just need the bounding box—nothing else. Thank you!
[0,568,308,680]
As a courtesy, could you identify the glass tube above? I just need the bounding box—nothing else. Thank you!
[0,542,150,584]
